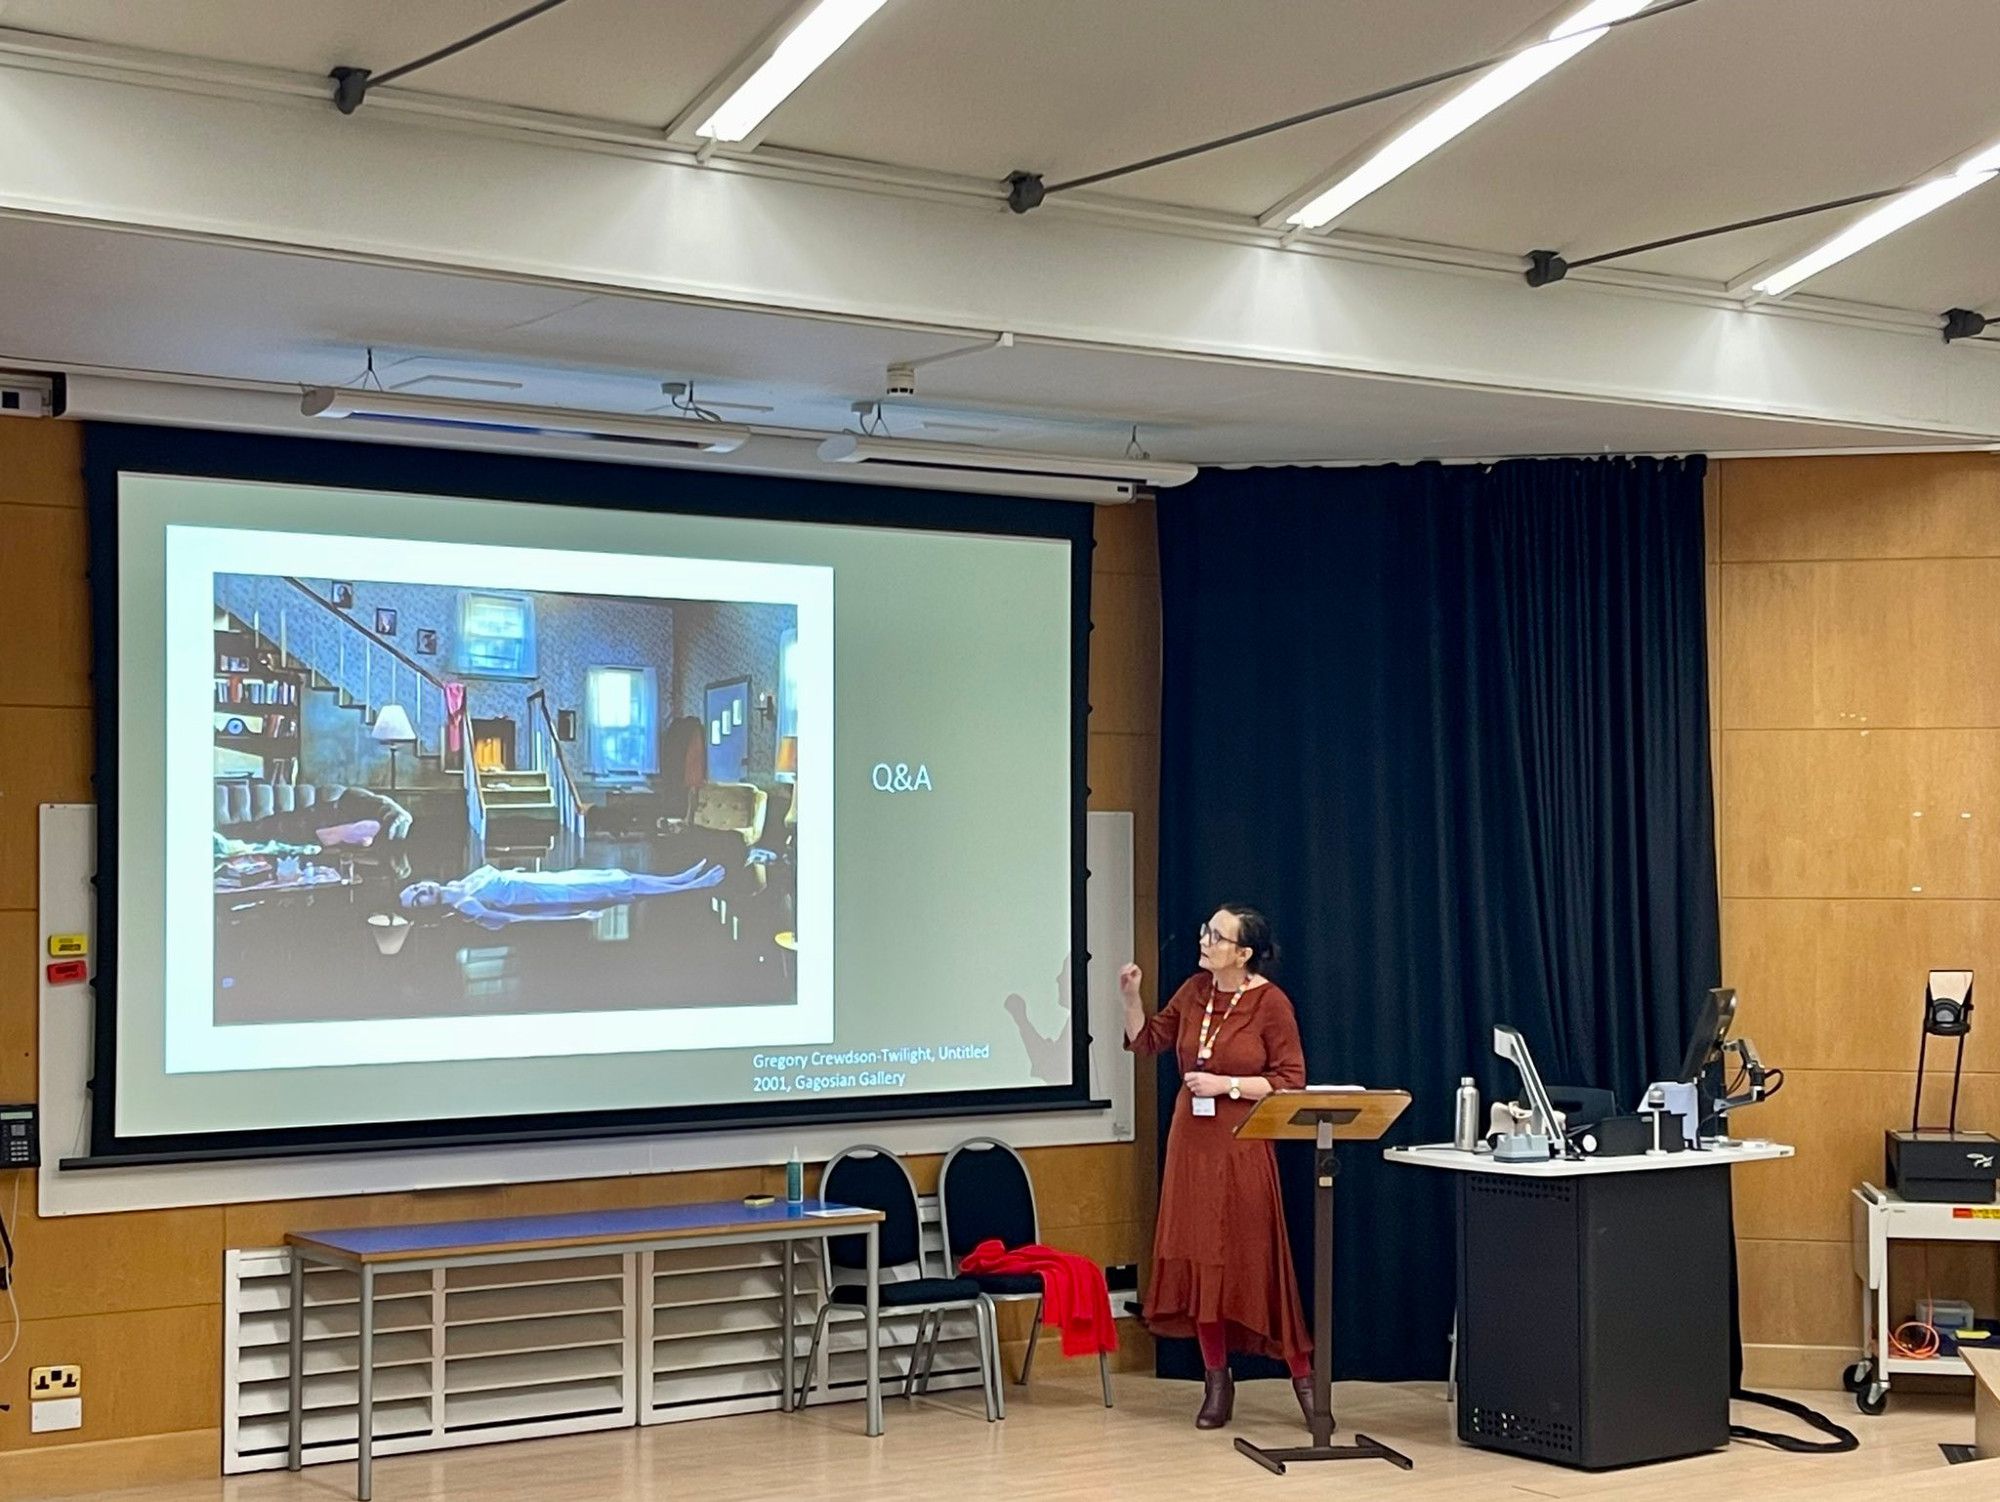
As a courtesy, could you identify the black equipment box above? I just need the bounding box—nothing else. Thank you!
[1885,1129,2000,1204]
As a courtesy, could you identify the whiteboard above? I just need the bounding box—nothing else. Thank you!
[37,804,1135,1216]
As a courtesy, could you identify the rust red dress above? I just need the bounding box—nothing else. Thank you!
[1128,975,1312,1363]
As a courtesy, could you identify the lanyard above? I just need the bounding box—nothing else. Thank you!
[1196,980,1250,1063]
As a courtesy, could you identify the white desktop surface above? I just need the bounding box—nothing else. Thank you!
[1385,1140,1794,1177]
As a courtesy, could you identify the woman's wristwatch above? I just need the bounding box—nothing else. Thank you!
[1228,1078,1241,1101]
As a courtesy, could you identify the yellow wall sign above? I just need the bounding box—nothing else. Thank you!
[1951,1207,2000,1220]
[48,933,88,958]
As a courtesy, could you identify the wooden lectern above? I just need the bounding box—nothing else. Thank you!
[1231,1087,1413,1476]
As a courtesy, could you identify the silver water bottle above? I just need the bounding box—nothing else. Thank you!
[1453,1077,1481,1152]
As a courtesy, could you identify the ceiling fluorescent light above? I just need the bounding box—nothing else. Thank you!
[301,388,751,452]
[817,432,1197,490]
[696,0,887,143]
[1751,146,2000,298]
[1959,142,2000,175]
[1284,0,1652,230]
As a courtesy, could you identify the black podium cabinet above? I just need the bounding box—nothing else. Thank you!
[1389,1142,1790,1471]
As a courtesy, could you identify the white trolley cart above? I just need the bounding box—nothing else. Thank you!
[1848,1182,2000,1413]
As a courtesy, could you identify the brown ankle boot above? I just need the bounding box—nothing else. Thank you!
[1195,1369,1235,1429]
[1293,1375,1320,1428]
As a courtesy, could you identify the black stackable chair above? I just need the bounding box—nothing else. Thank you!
[798,1144,1002,1421]
[939,1135,1113,1408]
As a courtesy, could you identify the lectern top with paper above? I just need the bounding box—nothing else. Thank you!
[1235,1088,1410,1145]
[1230,1088,1413,1478]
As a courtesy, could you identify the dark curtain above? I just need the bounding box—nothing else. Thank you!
[1154,457,1719,1383]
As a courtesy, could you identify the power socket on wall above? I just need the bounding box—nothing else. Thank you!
[31,1365,82,1398]
[28,1366,84,1433]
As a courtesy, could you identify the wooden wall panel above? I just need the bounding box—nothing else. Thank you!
[7,1204,226,1322]
[1091,498,1159,579]
[0,502,90,709]
[1720,454,2000,563]
[1087,730,1158,900]
[1013,1144,1145,1233]
[221,1182,564,1252]
[1716,561,1818,729]
[1088,583,1161,737]
[1723,897,2000,1073]
[0,1306,222,1451]
[0,706,93,911]
[1737,1239,1859,1347]
[0,910,34,1101]
[0,421,82,509]
[1721,729,2000,899]
[505,1165,774,1215]
[0,421,1163,1475]
[1093,501,1159,899]
[1888,1241,2000,1329]
[1720,560,2000,729]
[1727,1071,2000,1244]
[0,1430,219,1500]
[1716,454,2000,1383]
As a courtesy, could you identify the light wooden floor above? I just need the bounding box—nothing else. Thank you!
[58,1369,1997,1502]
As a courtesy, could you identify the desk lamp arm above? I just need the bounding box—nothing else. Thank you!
[1493,1025,1566,1155]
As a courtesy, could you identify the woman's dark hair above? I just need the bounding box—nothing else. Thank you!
[1218,903,1278,975]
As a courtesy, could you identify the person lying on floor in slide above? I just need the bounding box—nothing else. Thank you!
[398,860,725,929]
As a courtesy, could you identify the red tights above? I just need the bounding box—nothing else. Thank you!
[1195,1320,1311,1380]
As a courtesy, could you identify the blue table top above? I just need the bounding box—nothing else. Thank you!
[287,1198,881,1262]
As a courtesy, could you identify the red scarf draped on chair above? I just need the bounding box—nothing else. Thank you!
[958,1240,1119,1357]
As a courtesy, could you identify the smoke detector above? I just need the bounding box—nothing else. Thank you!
[885,362,917,397]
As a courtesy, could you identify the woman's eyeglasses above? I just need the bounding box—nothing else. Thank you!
[1198,923,1245,948]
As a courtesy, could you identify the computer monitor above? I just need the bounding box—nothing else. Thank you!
[1676,986,1737,1084]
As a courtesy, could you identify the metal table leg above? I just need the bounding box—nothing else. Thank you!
[865,1224,882,1437]
[357,1264,375,1501]
[287,1251,306,1472]
[781,1238,795,1413]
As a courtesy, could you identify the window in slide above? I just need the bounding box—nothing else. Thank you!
[775,626,799,782]
[459,592,536,678]
[588,665,658,778]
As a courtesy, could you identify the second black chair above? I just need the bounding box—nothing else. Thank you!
[939,1135,1114,1408]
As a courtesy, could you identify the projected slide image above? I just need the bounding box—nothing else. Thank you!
[208,568,804,1030]
[111,467,1076,1144]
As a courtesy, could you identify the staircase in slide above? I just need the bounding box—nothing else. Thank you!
[214,577,588,846]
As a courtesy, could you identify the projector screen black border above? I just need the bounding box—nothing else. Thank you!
[79,421,1100,1167]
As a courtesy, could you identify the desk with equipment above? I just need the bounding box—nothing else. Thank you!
[1389,992,1793,1471]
